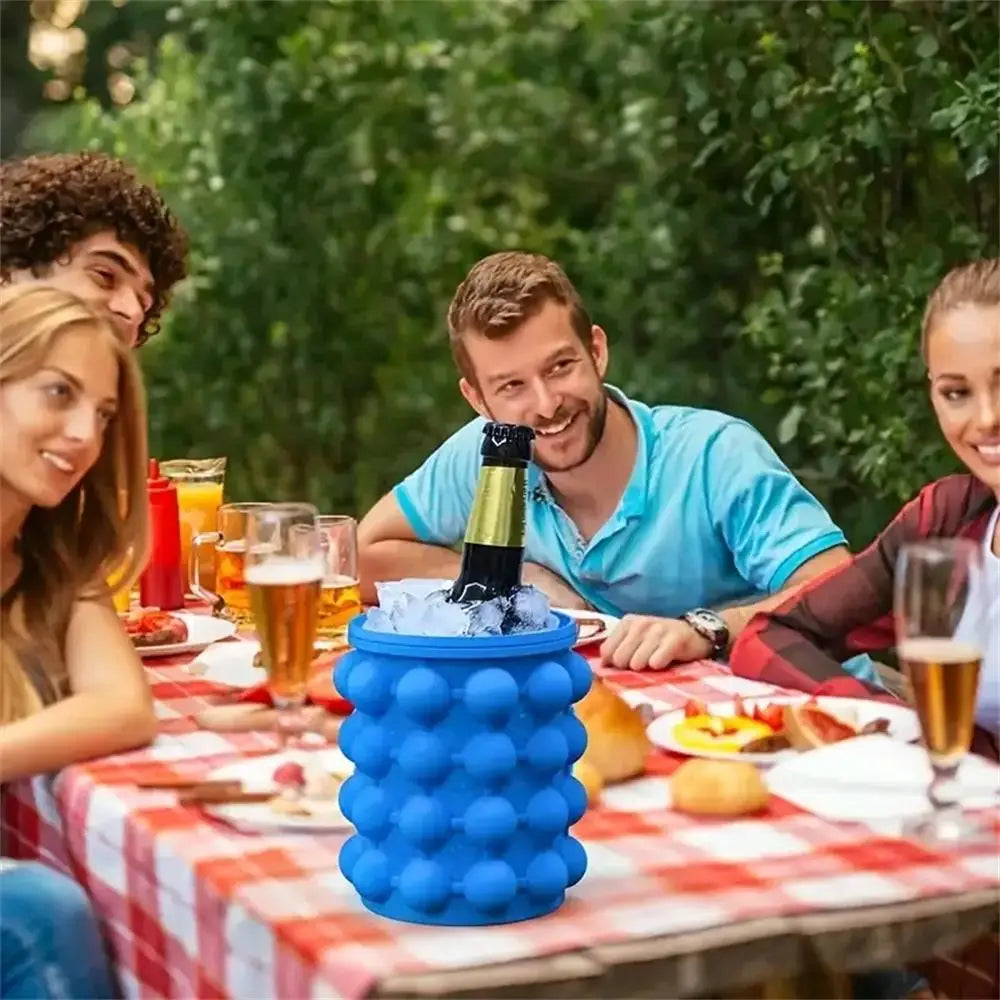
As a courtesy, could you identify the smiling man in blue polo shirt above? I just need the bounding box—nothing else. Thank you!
[358,251,850,669]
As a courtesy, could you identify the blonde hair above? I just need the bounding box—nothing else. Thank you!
[0,284,149,722]
[446,252,593,384]
[921,258,1000,361]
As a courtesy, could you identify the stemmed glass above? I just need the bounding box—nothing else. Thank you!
[244,503,324,746]
[894,538,985,843]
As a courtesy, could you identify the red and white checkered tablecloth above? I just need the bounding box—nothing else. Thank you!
[3,618,999,999]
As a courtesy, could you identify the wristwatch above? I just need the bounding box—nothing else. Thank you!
[681,608,730,656]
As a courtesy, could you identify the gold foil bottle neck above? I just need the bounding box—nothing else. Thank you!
[464,465,526,548]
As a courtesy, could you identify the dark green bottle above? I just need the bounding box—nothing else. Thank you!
[448,422,535,604]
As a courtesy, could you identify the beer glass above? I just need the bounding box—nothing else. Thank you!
[161,458,226,594]
[316,515,361,640]
[190,502,271,622]
[895,538,984,842]
[245,503,324,743]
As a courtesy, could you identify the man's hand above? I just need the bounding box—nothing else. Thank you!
[600,615,712,670]
[523,563,590,611]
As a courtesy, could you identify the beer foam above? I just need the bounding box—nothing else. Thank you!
[245,556,323,586]
[897,637,982,662]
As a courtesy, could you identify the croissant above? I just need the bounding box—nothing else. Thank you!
[573,676,651,785]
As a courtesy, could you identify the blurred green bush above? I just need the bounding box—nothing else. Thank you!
[31,0,999,546]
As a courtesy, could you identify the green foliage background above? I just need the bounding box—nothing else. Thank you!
[28,0,1000,546]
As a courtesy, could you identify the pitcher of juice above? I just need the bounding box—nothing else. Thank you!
[160,458,226,596]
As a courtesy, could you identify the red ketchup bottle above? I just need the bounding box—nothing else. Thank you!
[139,458,185,610]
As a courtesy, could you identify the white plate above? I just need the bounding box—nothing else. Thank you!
[202,748,354,833]
[134,613,237,659]
[646,696,920,767]
[188,639,266,688]
[553,608,620,648]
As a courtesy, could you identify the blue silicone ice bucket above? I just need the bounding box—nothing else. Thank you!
[335,611,592,926]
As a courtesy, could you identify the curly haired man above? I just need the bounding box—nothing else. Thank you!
[1,151,189,347]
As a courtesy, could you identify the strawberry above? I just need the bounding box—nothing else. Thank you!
[684,698,707,718]
[272,761,306,788]
[757,704,785,731]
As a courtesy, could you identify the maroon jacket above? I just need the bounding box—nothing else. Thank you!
[732,473,999,993]
[731,473,996,706]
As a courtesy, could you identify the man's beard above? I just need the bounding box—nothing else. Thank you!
[531,389,608,474]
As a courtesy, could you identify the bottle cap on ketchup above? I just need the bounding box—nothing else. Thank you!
[147,458,167,489]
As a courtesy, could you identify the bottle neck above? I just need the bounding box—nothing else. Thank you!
[449,462,527,603]
[462,462,527,549]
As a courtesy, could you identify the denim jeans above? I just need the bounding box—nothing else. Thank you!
[0,861,118,999]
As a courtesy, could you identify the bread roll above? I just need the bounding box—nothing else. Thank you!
[574,676,651,783]
[572,759,604,804]
[671,759,769,817]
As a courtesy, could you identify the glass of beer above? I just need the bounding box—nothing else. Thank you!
[895,538,985,843]
[316,515,362,641]
[190,502,272,623]
[245,503,324,743]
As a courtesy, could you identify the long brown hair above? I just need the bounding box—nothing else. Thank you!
[0,284,149,722]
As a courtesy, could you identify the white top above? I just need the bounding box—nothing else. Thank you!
[956,503,1000,735]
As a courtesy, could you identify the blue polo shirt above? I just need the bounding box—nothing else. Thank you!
[393,386,846,619]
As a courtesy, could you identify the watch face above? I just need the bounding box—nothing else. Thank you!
[687,609,727,645]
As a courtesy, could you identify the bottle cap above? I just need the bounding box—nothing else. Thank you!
[147,458,170,491]
[481,422,535,462]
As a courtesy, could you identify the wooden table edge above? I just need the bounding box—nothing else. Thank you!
[373,890,1000,999]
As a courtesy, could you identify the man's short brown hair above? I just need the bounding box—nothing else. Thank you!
[0,152,189,345]
[446,251,592,382]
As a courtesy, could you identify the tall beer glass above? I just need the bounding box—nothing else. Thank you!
[245,503,323,743]
[895,538,984,842]
[316,515,361,640]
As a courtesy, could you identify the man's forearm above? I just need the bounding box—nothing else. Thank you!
[358,539,461,603]
[358,540,589,610]
[718,594,790,649]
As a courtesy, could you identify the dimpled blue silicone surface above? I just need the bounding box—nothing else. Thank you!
[336,611,592,926]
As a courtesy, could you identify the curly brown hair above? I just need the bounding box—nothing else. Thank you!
[0,151,189,344]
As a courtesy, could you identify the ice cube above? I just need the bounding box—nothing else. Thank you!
[422,588,451,608]
[389,593,426,634]
[375,578,453,617]
[467,598,505,636]
[507,585,551,633]
[417,600,471,637]
[364,607,394,632]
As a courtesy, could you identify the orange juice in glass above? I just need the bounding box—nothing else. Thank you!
[160,458,226,595]
[108,561,132,613]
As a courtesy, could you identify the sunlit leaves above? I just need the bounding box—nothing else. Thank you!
[28,0,1000,546]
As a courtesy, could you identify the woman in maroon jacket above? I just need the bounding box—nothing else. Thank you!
[730,258,999,1000]
[731,258,998,749]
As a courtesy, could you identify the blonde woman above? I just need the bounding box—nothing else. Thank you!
[0,284,157,997]
[0,283,155,774]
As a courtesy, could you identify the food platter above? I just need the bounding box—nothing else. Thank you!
[200,749,353,832]
[122,609,236,659]
[646,695,920,766]
[553,608,620,648]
